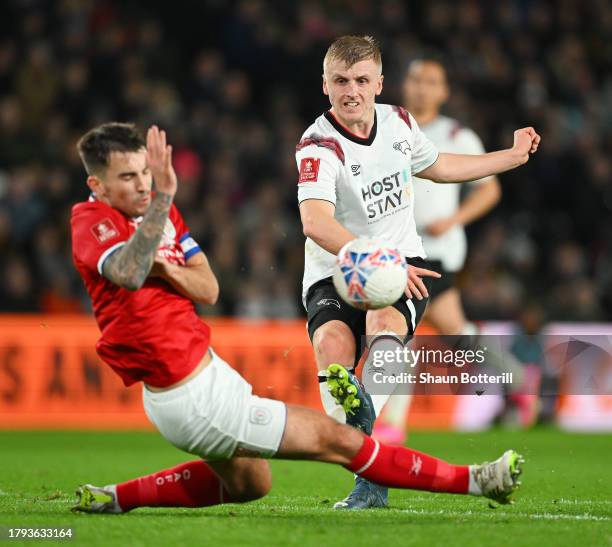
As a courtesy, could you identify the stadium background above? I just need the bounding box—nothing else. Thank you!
[1,0,610,431]
[1,0,611,320]
[0,2,610,544]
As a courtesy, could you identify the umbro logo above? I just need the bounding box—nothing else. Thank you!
[393,140,411,154]
[317,298,341,309]
[351,164,361,176]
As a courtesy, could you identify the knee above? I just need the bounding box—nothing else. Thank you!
[366,309,406,337]
[237,476,271,503]
[313,324,354,363]
[231,462,272,503]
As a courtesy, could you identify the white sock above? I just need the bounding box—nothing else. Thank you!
[364,331,405,417]
[371,393,391,418]
[467,466,482,496]
[318,372,346,424]
[104,484,123,513]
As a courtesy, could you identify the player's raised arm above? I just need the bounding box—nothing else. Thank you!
[416,127,541,183]
[103,126,177,290]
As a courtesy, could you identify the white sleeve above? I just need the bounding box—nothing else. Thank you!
[409,114,440,175]
[296,145,341,205]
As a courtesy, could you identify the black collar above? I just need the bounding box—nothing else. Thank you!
[324,110,377,146]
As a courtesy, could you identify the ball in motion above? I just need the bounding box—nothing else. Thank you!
[332,238,407,310]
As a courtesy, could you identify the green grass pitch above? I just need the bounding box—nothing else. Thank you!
[1,428,610,546]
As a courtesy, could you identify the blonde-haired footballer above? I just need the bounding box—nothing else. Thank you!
[296,36,540,509]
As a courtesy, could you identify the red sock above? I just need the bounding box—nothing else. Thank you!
[116,460,232,511]
[347,436,469,494]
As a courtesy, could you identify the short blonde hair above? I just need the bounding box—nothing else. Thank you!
[323,35,382,74]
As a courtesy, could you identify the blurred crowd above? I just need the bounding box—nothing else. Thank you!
[0,0,611,321]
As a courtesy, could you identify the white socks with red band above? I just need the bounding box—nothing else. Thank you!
[318,371,346,424]
[365,330,405,417]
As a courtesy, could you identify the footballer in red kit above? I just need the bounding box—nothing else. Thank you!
[72,197,210,387]
[71,101,532,513]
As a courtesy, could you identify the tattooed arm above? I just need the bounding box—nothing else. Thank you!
[102,125,178,291]
[102,192,173,290]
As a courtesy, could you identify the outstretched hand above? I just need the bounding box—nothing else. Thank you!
[146,125,177,197]
[405,265,441,300]
[512,127,541,164]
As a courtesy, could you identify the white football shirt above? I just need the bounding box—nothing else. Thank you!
[296,103,439,303]
[413,115,491,272]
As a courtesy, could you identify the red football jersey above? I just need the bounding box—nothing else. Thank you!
[71,198,210,388]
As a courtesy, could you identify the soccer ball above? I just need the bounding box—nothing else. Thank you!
[332,238,407,310]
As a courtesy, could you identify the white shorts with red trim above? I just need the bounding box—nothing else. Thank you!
[143,349,287,460]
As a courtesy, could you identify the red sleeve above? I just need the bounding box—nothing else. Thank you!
[169,204,188,240]
[170,204,202,260]
[71,203,130,275]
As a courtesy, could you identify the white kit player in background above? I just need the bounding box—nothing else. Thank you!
[374,59,542,445]
[296,36,540,510]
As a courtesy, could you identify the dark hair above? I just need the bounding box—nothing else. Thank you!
[77,122,145,176]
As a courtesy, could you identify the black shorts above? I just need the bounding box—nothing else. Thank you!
[426,260,456,301]
[306,257,434,366]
